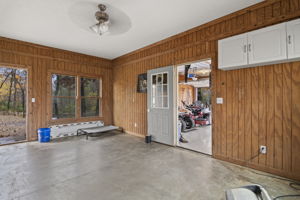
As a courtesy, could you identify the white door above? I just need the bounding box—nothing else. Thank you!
[287,18,300,59]
[147,66,174,145]
[218,33,248,69]
[248,23,287,65]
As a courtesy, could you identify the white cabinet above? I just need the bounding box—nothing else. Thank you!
[217,21,299,70]
[248,23,287,65]
[287,18,300,60]
[218,33,248,69]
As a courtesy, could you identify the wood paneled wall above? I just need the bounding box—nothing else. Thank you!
[0,37,113,141]
[113,0,300,180]
[178,84,195,110]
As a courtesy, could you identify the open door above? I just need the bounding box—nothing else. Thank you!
[147,66,174,145]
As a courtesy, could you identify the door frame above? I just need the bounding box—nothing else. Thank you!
[0,62,32,145]
[173,53,216,155]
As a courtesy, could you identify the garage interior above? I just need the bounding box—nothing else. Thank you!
[177,60,212,155]
[1,0,300,200]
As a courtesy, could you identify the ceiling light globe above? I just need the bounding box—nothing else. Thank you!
[99,23,109,34]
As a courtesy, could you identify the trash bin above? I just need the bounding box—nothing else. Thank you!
[38,128,51,143]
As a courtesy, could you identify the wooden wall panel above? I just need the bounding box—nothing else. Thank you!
[292,61,300,173]
[112,0,300,180]
[0,37,113,141]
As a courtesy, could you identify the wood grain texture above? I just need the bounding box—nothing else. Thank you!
[112,0,300,180]
[0,37,113,141]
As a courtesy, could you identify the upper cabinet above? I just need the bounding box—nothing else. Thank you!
[248,23,287,65]
[218,33,248,70]
[218,19,300,70]
[287,18,300,59]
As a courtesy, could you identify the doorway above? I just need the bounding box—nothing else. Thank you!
[0,66,28,145]
[176,59,212,155]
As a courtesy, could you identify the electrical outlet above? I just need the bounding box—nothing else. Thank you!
[260,145,267,154]
[134,123,137,128]
[216,98,223,104]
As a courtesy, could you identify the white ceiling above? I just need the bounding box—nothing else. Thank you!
[0,0,263,59]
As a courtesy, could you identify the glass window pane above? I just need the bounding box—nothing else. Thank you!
[152,97,156,107]
[152,75,156,85]
[157,74,162,84]
[81,78,99,97]
[52,97,75,119]
[163,73,168,84]
[163,96,168,108]
[163,85,168,96]
[52,74,76,97]
[81,98,100,117]
[156,96,162,108]
[157,85,162,97]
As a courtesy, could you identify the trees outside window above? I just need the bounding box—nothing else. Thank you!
[80,77,100,117]
[51,74,76,119]
[51,73,101,120]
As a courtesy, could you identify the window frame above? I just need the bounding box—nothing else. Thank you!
[51,74,77,120]
[47,70,103,124]
[151,72,169,109]
[79,76,102,118]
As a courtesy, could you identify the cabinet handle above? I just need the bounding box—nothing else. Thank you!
[248,44,251,52]
[288,35,292,45]
[243,45,247,53]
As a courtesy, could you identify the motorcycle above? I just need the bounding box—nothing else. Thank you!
[181,101,210,126]
[178,111,195,132]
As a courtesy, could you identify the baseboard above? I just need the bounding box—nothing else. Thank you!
[214,154,300,182]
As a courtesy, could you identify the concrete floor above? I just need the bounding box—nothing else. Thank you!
[0,135,26,145]
[179,125,212,155]
[0,132,299,200]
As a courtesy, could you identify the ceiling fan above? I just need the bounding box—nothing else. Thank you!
[90,4,110,35]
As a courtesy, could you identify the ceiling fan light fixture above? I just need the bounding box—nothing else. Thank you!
[90,21,109,35]
[90,4,110,36]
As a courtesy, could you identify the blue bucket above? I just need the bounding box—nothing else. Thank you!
[38,128,51,143]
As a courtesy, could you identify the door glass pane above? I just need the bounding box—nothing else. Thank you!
[152,97,156,107]
[156,96,162,108]
[163,96,168,107]
[163,73,168,84]
[152,75,156,84]
[151,72,169,108]
[157,74,162,84]
[163,85,168,96]
[52,97,75,119]
[157,85,162,97]
[81,98,99,117]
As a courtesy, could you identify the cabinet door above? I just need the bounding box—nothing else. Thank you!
[287,18,300,59]
[218,33,248,70]
[248,23,287,65]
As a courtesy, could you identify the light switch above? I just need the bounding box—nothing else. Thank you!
[216,98,223,104]
[32,98,36,103]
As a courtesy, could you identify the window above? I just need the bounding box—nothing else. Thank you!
[51,73,102,120]
[52,74,76,119]
[151,72,168,108]
[80,77,101,117]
